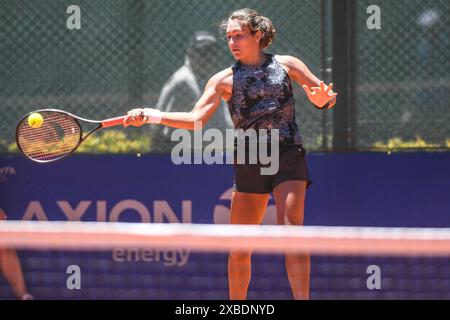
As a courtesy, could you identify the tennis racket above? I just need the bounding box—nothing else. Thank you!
[16,109,128,163]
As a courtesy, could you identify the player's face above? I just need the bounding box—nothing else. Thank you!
[226,19,261,60]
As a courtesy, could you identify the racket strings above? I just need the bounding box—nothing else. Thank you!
[17,111,81,162]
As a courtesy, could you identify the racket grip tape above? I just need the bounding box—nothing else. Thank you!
[101,116,127,128]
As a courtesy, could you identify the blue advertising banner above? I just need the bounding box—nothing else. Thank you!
[2,152,449,226]
[0,152,449,299]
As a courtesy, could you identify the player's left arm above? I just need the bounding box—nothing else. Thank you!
[276,55,337,109]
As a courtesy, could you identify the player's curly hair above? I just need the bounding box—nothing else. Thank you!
[220,8,276,49]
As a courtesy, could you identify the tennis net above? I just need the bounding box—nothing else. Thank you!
[1,221,450,300]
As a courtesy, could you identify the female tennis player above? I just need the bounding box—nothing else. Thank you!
[124,8,336,300]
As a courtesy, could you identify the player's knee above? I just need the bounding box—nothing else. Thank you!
[277,209,304,226]
[0,209,7,220]
[285,209,304,226]
[287,216,304,226]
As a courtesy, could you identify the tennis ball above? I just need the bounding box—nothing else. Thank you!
[28,112,44,129]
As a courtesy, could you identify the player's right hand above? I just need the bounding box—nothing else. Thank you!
[123,108,147,127]
[123,108,162,127]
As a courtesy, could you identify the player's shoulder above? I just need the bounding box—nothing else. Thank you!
[274,54,306,66]
[208,67,233,88]
[211,67,233,82]
[274,54,307,74]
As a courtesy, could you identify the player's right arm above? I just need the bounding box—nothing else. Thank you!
[124,68,232,130]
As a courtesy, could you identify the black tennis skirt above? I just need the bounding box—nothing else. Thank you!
[233,144,312,194]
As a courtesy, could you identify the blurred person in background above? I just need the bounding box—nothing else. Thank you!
[153,31,233,153]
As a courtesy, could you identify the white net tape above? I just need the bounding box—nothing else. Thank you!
[1,221,450,256]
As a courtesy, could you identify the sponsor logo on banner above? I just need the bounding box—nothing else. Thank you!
[0,166,16,183]
[21,200,192,223]
[20,199,192,267]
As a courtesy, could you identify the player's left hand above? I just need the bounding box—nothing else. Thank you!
[302,81,337,109]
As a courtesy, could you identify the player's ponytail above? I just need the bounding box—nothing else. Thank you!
[255,15,276,49]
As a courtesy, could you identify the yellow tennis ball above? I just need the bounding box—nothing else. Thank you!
[28,112,44,129]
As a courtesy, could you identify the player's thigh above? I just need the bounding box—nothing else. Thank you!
[273,180,307,225]
[229,191,270,225]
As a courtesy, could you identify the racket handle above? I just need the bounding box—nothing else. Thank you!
[101,116,127,128]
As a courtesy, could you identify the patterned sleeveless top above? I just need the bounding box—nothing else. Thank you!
[227,53,302,145]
